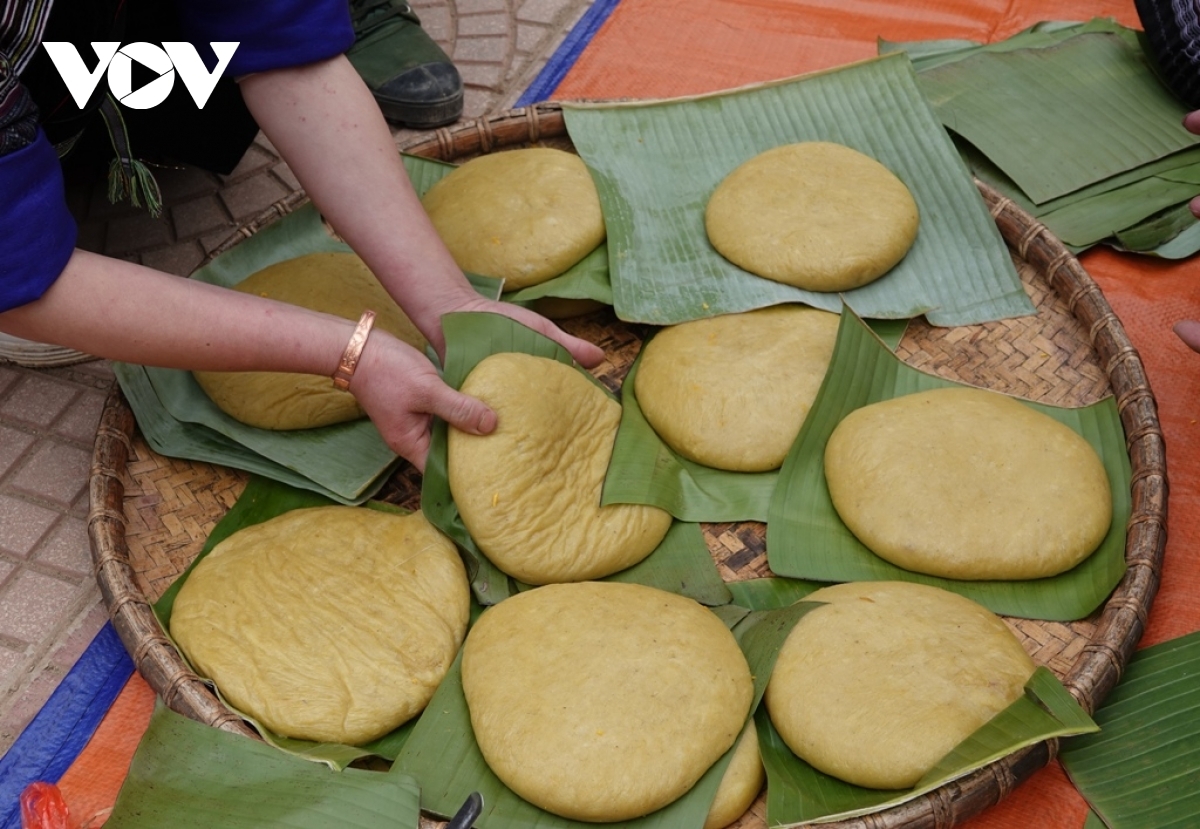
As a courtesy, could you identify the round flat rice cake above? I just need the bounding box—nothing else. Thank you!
[824,386,1112,580]
[193,252,427,430]
[634,305,840,472]
[421,147,606,290]
[765,581,1035,790]
[448,351,672,584]
[461,582,754,822]
[705,722,765,829]
[170,506,469,745]
[705,142,919,292]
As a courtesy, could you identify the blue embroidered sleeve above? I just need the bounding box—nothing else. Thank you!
[0,128,77,313]
[175,0,356,77]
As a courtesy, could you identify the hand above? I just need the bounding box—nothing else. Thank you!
[348,330,498,472]
[435,293,607,369]
[1175,320,1200,354]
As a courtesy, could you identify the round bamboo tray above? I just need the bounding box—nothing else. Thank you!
[88,103,1167,829]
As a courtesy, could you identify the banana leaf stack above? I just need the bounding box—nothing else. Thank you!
[882,19,1200,257]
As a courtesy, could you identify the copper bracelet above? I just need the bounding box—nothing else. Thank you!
[332,310,377,391]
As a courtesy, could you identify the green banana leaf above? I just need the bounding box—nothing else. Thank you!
[421,311,729,606]
[1084,812,1107,829]
[603,319,908,523]
[759,667,1097,826]
[956,138,1200,250]
[879,19,1142,73]
[1115,204,1200,258]
[725,578,823,611]
[1060,631,1200,828]
[391,599,819,829]
[913,30,1200,205]
[503,242,613,306]
[766,309,1131,621]
[112,361,390,503]
[153,475,436,770]
[562,53,1031,328]
[105,702,421,829]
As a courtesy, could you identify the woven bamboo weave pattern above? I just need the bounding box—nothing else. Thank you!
[88,103,1166,829]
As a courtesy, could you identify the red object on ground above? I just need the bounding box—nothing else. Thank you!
[20,782,69,829]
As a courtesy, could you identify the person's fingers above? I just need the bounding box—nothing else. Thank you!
[1184,110,1200,135]
[1190,195,1200,220]
[425,384,499,436]
[1174,319,1200,354]
[502,305,606,367]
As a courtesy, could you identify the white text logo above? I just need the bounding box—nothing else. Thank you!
[41,42,239,110]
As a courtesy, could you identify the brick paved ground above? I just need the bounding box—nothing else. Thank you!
[0,0,596,754]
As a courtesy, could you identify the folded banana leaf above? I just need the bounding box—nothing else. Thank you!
[959,138,1200,250]
[421,311,730,606]
[766,309,1131,621]
[1060,630,1200,828]
[502,242,612,306]
[725,577,822,611]
[603,319,908,523]
[153,475,430,771]
[759,667,1097,826]
[113,361,385,503]
[391,599,818,829]
[1115,204,1200,258]
[912,28,1200,205]
[105,702,421,829]
[562,53,1031,328]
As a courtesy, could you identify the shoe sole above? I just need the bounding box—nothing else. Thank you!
[0,344,97,368]
[376,91,464,129]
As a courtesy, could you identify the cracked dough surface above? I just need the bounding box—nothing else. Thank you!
[462,582,754,822]
[171,506,469,745]
[705,142,919,292]
[824,386,1112,580]
[765,581,1035,790]
[448,352,672,584]
[635,305,839,471]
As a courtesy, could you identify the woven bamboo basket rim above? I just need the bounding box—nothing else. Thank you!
[87,102,1168,829]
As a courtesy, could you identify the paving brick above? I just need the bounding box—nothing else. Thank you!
[459,62,506,89]
[45,597,107,673]
[0,570,82,643]
[462,87,500,119]
[0,375,77,428]
[271,163,302,193]
[516,21,552,53]
[140,241,207,278]
[456,35,511,63]
[460,12,511,36]
[32,516,92,577]
[104,210,173,257]
[417,5,455,42]
[0,662,65,753]
[0,365,19,395]
[0,496,58,558]
[517,0,573,25]
[0,643,26,696]
[0,426,35,479]
[51,389,108,445]
[221,143,279,184]
[219,175,291,223]
[172,194,234,241]
[152,164,223,201]
[459,0,508,13]
[8,442,91,508]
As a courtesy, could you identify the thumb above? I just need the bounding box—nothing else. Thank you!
[432,387,498,435]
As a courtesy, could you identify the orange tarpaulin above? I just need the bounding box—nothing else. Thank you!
[59,2,1200,828]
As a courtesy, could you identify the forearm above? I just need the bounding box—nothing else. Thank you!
[238,56,474,349]
[0,249,354,375]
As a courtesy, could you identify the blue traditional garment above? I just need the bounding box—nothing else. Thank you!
[0,0,354,313]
